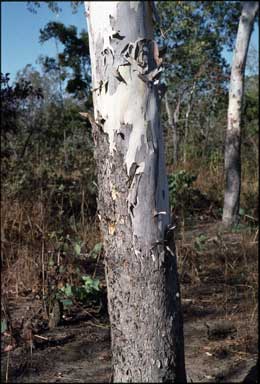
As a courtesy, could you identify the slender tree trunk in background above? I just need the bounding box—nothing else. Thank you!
[165,92,181,165]
[183,103,191,164]
[183,82,196,164]
[203,111,213,159]
[204,118,211,157]
[85,2,186,382]
[222,1,259,226]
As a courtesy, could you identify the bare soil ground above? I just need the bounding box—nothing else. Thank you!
[1,221,258,383]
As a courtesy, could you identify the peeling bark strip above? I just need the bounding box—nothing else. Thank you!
[222,1,259,227]
[85,2,186,382]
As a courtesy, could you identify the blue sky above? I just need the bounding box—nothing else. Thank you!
[1,1,86,82]
[1,1,259,83]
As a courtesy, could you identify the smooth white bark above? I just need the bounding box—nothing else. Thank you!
[223,1,259,226]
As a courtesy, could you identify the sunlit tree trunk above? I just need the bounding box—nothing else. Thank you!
[84,2,186,382]
[222,1,259,226]
[183,82,196,164]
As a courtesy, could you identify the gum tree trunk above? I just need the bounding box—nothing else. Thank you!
[84,2,186,382]
[222,1,259,226]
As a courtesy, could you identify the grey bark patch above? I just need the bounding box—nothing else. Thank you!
[162,189,165,200]
[128,162,139,186]
[129,173,142,201]
[146,120,155,151]
[114,123,133,155]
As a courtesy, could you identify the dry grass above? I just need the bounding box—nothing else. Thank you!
[177,221,258,352]
[1,197,45,295]
[1,191,100,300]
[1,153,257,352]
[79,219,101,252]
[169,156,258,216]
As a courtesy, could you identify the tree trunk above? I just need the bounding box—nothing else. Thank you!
[222,1,259,226]
[183,82,196,164]
[85,2,186,382]
[165,92,180,165]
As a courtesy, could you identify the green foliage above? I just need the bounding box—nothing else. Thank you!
[58,275,100,305]
[81,275,100,294]
[39,21,90,100]
[26,1,83,14]
[2,65,96,226]
[45,239,104,312]
[208,150,223,172]
[239,208,245,217]
[156,1,239,165]
[243,75,259,136]
[168,170,197,209]
[1,64,98,305]
[231,223,250,233]
[1,72,43,140]
[60,298,74,309]
[73,240,83,257]
[194,234,207,251]
[89,243,103,259]
[1,319,8,334]
[60,283,73,298]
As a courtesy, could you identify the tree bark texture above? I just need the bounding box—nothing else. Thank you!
[165,92,180,165]
[222,1,259,226]
[85,2,186,382]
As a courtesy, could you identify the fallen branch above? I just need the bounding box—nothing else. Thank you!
[33,334,48,341]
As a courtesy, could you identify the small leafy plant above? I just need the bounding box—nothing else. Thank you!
[89,242,103,259]
[194,234,207,251]
[1,319,8,334]
[168,170,197,209]
[58,275,100,306]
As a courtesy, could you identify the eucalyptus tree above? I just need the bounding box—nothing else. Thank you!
[222,1,259,226]
[156,1,241,165]
[84,1,186,382]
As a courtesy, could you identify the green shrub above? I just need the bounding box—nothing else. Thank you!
[168,170,197,209]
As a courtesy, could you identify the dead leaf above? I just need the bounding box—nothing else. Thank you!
[108,223,116,235]
[111,186,118,201]
[3,344,16,352]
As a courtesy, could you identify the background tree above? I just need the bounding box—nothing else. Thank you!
[222,1,259,226]
[156,1,241,166]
